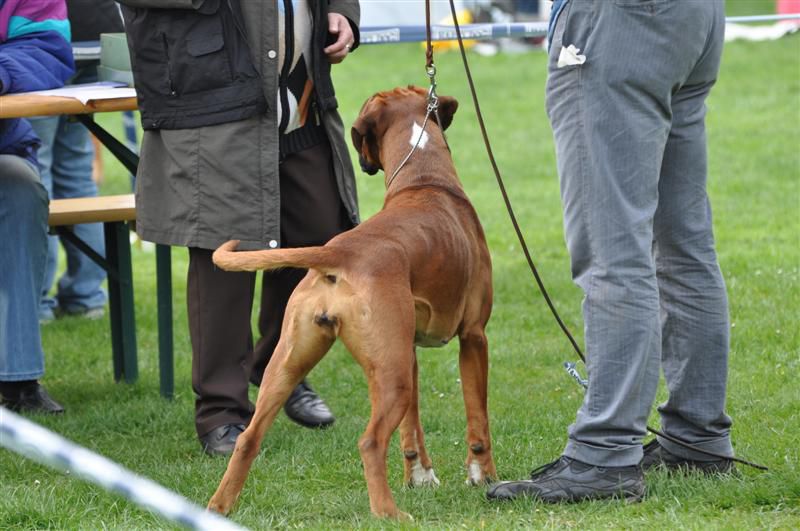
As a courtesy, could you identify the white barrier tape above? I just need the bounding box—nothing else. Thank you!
[359,15,800,45]
[727,13,800,23]
[0,407,246,531]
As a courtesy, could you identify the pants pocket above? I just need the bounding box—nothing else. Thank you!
[547,0,572,50]
[614,0,667,6]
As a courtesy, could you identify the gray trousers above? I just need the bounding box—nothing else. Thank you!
[545,0,733,466]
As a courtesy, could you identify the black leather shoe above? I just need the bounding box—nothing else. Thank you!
[200,423,246,456]
[0,382,65,414]
[641,439,734,475]
[284,380,335,429]
[486,456,644,503]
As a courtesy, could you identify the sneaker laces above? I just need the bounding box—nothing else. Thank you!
[529,456,566,480]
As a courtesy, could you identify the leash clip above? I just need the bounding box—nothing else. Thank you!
[426,63,437,80]
[426,63,439,110]
[427,95,439,114]
[563,361,588,390]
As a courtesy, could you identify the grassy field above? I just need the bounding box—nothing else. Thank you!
[2,2,798,529]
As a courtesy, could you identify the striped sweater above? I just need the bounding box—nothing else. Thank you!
[278,0,326,156]
[0,0,73,164]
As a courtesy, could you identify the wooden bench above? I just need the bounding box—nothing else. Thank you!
[48,194,174,398]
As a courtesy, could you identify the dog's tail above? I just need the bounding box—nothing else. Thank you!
[212,240,341,273]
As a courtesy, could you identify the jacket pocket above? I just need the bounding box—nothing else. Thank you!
[165,15,234,96]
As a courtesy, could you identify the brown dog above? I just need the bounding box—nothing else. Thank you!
[207,86,496,520]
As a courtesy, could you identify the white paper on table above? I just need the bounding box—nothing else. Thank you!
[28,81,136,105]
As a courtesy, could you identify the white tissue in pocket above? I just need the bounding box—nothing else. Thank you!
[557,44,587,68]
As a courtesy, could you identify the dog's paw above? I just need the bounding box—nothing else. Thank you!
[374,508,414,521]
[206,499,230,516]
[465,460,489,486]
[397,510,414,522]
[408,460,441,488]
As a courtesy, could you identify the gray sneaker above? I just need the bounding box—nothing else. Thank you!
[486,456,644,503]
[56,306,106,320]
[641,440,735,475]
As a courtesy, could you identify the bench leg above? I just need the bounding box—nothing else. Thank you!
[156,244,174,399]
[105,221,138,383]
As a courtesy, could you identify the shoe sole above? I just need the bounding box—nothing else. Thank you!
[643,461,734,476]
[487,483,645,504]
[284,412,335,429]
[542,488,645,504]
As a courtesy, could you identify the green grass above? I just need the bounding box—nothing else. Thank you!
[2,5,799,529]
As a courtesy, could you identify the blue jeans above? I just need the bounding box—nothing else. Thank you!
[0,155,48,381]
[29,67,107,317]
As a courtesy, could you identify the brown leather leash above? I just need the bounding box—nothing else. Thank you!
[421,0,767,471]
[387,2,450,190]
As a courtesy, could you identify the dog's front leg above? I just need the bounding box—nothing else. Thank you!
[458,328,497,485]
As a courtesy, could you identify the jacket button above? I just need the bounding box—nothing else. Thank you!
[269,240,278,248]
[268,50,277,59]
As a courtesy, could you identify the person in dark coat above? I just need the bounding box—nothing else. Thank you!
[117,0,361,455]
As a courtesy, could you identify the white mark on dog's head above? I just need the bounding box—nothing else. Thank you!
[409,122,429,150]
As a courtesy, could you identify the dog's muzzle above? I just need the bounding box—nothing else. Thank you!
[359,154,380,176]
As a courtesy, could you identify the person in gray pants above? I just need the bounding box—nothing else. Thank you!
[488,0,734,503]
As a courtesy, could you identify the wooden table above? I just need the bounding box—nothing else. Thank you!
[0,87,174,398]
[0,92,137,118]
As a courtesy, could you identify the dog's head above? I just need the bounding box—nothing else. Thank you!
[351,86,458,175]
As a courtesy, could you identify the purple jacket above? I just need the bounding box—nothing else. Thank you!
[0,0,74,165]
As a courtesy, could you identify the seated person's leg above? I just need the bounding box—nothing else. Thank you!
[0,154,64,413]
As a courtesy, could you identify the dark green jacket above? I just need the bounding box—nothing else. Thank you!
[116,0,360,251]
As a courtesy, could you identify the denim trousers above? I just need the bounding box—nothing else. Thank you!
[28,67,107,317]
[545,0,734,466]
[0,155,48,381]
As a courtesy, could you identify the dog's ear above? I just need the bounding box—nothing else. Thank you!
[351,111,383,175]
[433,95,459,131]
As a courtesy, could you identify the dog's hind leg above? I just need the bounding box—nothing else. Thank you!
[400,350,439,488]
[340,299,415,520]
[208,290,336,515]
[358,359,414,519]
[458,327,497,485]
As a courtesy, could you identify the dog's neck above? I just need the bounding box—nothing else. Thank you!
[380,116,461,194]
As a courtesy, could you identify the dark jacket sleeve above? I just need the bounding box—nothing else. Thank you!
[329,0,361,49]
[0,31,74,95]
[68,0,124,42]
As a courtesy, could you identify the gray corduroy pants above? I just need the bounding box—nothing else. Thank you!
[545,0,734,467]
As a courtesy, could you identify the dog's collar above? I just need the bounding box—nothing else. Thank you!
[387,106,438,190]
